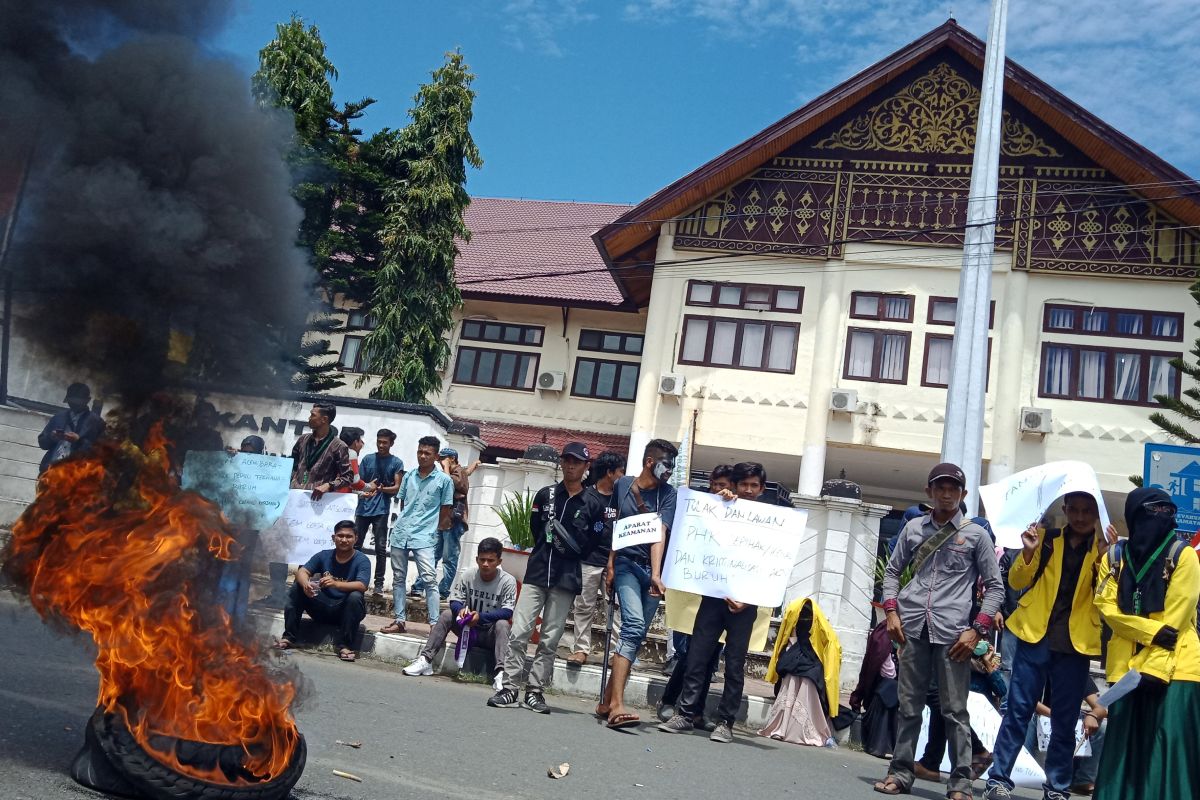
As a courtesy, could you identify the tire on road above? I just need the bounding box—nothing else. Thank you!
[88,707,306,800]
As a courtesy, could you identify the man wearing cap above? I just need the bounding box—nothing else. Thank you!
[487,442,605,714]
[873,463,1004,800]
[983,493,1116,800]
[38,382,105,474]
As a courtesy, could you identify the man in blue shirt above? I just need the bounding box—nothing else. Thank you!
[277,520,371,663]
[354,428,405,595]
[379,436,454,634]
[600,438,679,729]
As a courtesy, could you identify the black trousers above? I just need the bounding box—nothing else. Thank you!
[677,595,756,725]
[354,514,389,589]
[282,582,366,651]
[661,635,722,708]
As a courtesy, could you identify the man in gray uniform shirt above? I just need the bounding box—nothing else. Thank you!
[873,463,1004,800]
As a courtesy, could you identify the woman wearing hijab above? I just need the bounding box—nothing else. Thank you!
[760,597,842,746]
[1092,487,1200,799]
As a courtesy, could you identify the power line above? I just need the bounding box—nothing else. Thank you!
[467,177,1200,236]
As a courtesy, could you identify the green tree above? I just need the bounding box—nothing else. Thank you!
[360,51,482,403]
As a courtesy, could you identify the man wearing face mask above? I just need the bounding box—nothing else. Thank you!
[487,442,605,714]
[598,438,679,729]
[38,382,105,473]
[1091,487,1200,799]
[984,493,1117,800]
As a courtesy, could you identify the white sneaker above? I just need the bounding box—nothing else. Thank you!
[492,670,505,691]
[403,656,433,676]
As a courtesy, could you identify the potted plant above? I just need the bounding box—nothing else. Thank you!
[496,489,535,583]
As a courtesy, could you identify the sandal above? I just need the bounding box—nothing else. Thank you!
[607,712,641,729]
[379,621,406,635]
[947,793,972,800]
[274,638,295,650]
[338,648,357,663]
[872,776,910,796]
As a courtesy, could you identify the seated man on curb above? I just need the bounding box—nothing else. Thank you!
[277,520,371,663]
[403,537,517,690]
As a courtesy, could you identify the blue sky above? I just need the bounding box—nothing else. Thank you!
[214,1,1200,204]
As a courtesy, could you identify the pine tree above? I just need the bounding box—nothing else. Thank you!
[360,52,481,403]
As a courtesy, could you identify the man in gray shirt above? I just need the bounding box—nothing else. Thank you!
[874,463,1004,800]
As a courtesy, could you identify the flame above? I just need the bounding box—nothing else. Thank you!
[3,424,299,785]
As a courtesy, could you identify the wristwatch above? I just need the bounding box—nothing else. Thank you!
[971,622,989,638]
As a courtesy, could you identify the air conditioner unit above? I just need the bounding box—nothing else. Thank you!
[659,373,685,397]
[830,389,858,412]
[537,370,565,391]
[1020,406,1053,434]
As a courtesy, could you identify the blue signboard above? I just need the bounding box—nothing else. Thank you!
[1143,443,1200,533]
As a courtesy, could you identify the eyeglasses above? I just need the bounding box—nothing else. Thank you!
[1142,502,1177,515]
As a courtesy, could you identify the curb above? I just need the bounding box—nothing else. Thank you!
[256,609,778,729]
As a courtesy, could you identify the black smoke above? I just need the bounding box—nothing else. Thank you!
[0,0,313,405]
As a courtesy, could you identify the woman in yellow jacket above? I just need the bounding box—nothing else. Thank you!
[759,597,841,746]
[1093,487,1200,800]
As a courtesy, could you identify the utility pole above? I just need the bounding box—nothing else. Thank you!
[941,0,1009,514]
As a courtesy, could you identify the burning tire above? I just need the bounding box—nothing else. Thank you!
[86,708,306,800]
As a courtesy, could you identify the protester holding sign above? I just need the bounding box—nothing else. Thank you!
[599,439,679,730]
[488,442,605,715]
[873,463,1003,800]
[659,462,768,744]
[1091,487,1200,800]
[984,493,1115,800]
[564,451,625,666]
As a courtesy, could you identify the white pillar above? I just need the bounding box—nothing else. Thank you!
[626,222,677,475]
[798,266,846,495]
[942,0,1009,514]
[985,268,1027,484]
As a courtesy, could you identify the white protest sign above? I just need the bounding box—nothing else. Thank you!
[261,490,360,563]
[613,512,664,550]
[181,451,292,530]
[1036,715,1090,757]
[662,487,807,608]
[978,461,1111,550]
[914,691,1045,788]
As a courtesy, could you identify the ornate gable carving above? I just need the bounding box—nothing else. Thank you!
[813,63,1061,158]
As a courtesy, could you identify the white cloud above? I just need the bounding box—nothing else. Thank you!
[620,0,1200,176]
[501,0,596,57]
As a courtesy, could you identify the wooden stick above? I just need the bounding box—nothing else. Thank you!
[332,770,363,783]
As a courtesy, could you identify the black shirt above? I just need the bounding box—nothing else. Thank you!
[582,486,618,568]
[1045,531,1090,654]
[523,482,606,594]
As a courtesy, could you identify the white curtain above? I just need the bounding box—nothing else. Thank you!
[739,323,767,368]
[1042,346,1072,395]
[1048,308,1074,329]
[847,331,875,377]
[1082,310,1107,332]
[854,295,879,317]
[767,325,797,371]
[1153,315,1180,338]
[925,337,953,385]
[711,321,737,364]
[879,334,907,380]
[1149,356,1176,400]
[885,297,911,320]
[682,319,709,362]
[1113,353,1142,401]
[1077,350,1106,398]
[1116,313,1143,336]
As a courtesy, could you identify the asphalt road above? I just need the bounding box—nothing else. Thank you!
[0,597,1041,800]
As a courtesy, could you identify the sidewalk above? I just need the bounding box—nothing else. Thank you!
[259,604,786,729]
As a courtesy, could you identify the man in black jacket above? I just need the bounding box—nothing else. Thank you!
[487,442,605,714]
[37,382,105,474]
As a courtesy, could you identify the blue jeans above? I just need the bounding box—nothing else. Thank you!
[988,636,1091,793]
[413,522,464,597]
[391,546,438,625]
[612,556,660,663]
